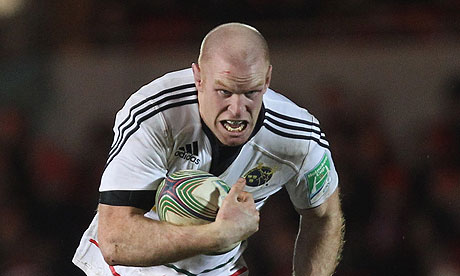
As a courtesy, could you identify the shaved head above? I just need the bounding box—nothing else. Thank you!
[192,23,272,146]
[198,23,270,71]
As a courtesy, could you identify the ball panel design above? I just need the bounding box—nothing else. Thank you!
[155,170,230,226]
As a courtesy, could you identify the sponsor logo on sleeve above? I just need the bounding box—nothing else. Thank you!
[305,153,331,205]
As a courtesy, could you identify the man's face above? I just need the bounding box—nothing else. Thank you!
[193,57,271,146]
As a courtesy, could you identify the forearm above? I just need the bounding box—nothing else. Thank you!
[293,190,345,276]
[97,204,224,267]
[293,214,344,275]
[97,179,259,267]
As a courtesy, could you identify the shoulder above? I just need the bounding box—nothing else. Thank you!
[132,68,195,103]
[263,89,317,124]
[115,68,198,130]
[257,89,330,157]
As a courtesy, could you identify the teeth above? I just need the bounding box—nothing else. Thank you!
[226,120,242,124]
[223,120,246,132]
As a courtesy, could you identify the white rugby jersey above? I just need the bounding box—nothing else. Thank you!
[73,68,339,276]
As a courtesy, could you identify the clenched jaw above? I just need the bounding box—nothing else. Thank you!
[221,120,248,132]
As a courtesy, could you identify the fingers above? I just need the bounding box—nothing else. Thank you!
[226,178,256,204]
[227,178,246,199]
[214,177,259,247]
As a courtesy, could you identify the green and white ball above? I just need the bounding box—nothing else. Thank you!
[155,170,230,226]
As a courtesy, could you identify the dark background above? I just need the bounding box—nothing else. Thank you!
[1,0,460,275]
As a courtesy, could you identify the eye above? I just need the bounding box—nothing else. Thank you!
[218,90,232,97]
[244,91,258,98]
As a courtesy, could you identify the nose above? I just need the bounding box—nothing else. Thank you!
[227,94,246,117]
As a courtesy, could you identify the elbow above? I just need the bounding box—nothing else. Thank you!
[98,232,121,266]
[100,245,117,266]
[97,204,144,266]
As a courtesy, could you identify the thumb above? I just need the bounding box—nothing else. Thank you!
[227,178,247,199]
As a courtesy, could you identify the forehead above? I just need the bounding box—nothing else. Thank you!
[203,55,268,89]
[213,72,265,91]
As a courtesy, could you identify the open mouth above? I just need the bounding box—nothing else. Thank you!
[221,120,248,132]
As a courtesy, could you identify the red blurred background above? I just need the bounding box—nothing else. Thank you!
[1,0,459,275]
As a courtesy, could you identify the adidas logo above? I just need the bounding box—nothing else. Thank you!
[175,141,200,165]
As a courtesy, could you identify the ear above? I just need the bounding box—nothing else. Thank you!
[192,63,202,91]
[262,65,273,94]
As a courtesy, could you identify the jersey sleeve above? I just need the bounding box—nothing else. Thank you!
[285,126,339,210]
[99,93,170,193]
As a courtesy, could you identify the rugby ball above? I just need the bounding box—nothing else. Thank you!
[155,170,230,226]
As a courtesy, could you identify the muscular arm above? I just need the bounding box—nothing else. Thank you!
[97,178,259,267]
[293,189,345,276]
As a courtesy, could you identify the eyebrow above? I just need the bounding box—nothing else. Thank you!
[214,79,265,91]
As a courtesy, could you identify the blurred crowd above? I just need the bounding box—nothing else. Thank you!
[1,75,459,275]
[245,77,460,276]
[1,0,460,275]
[0,104,110,275]
[2,0,460,57]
